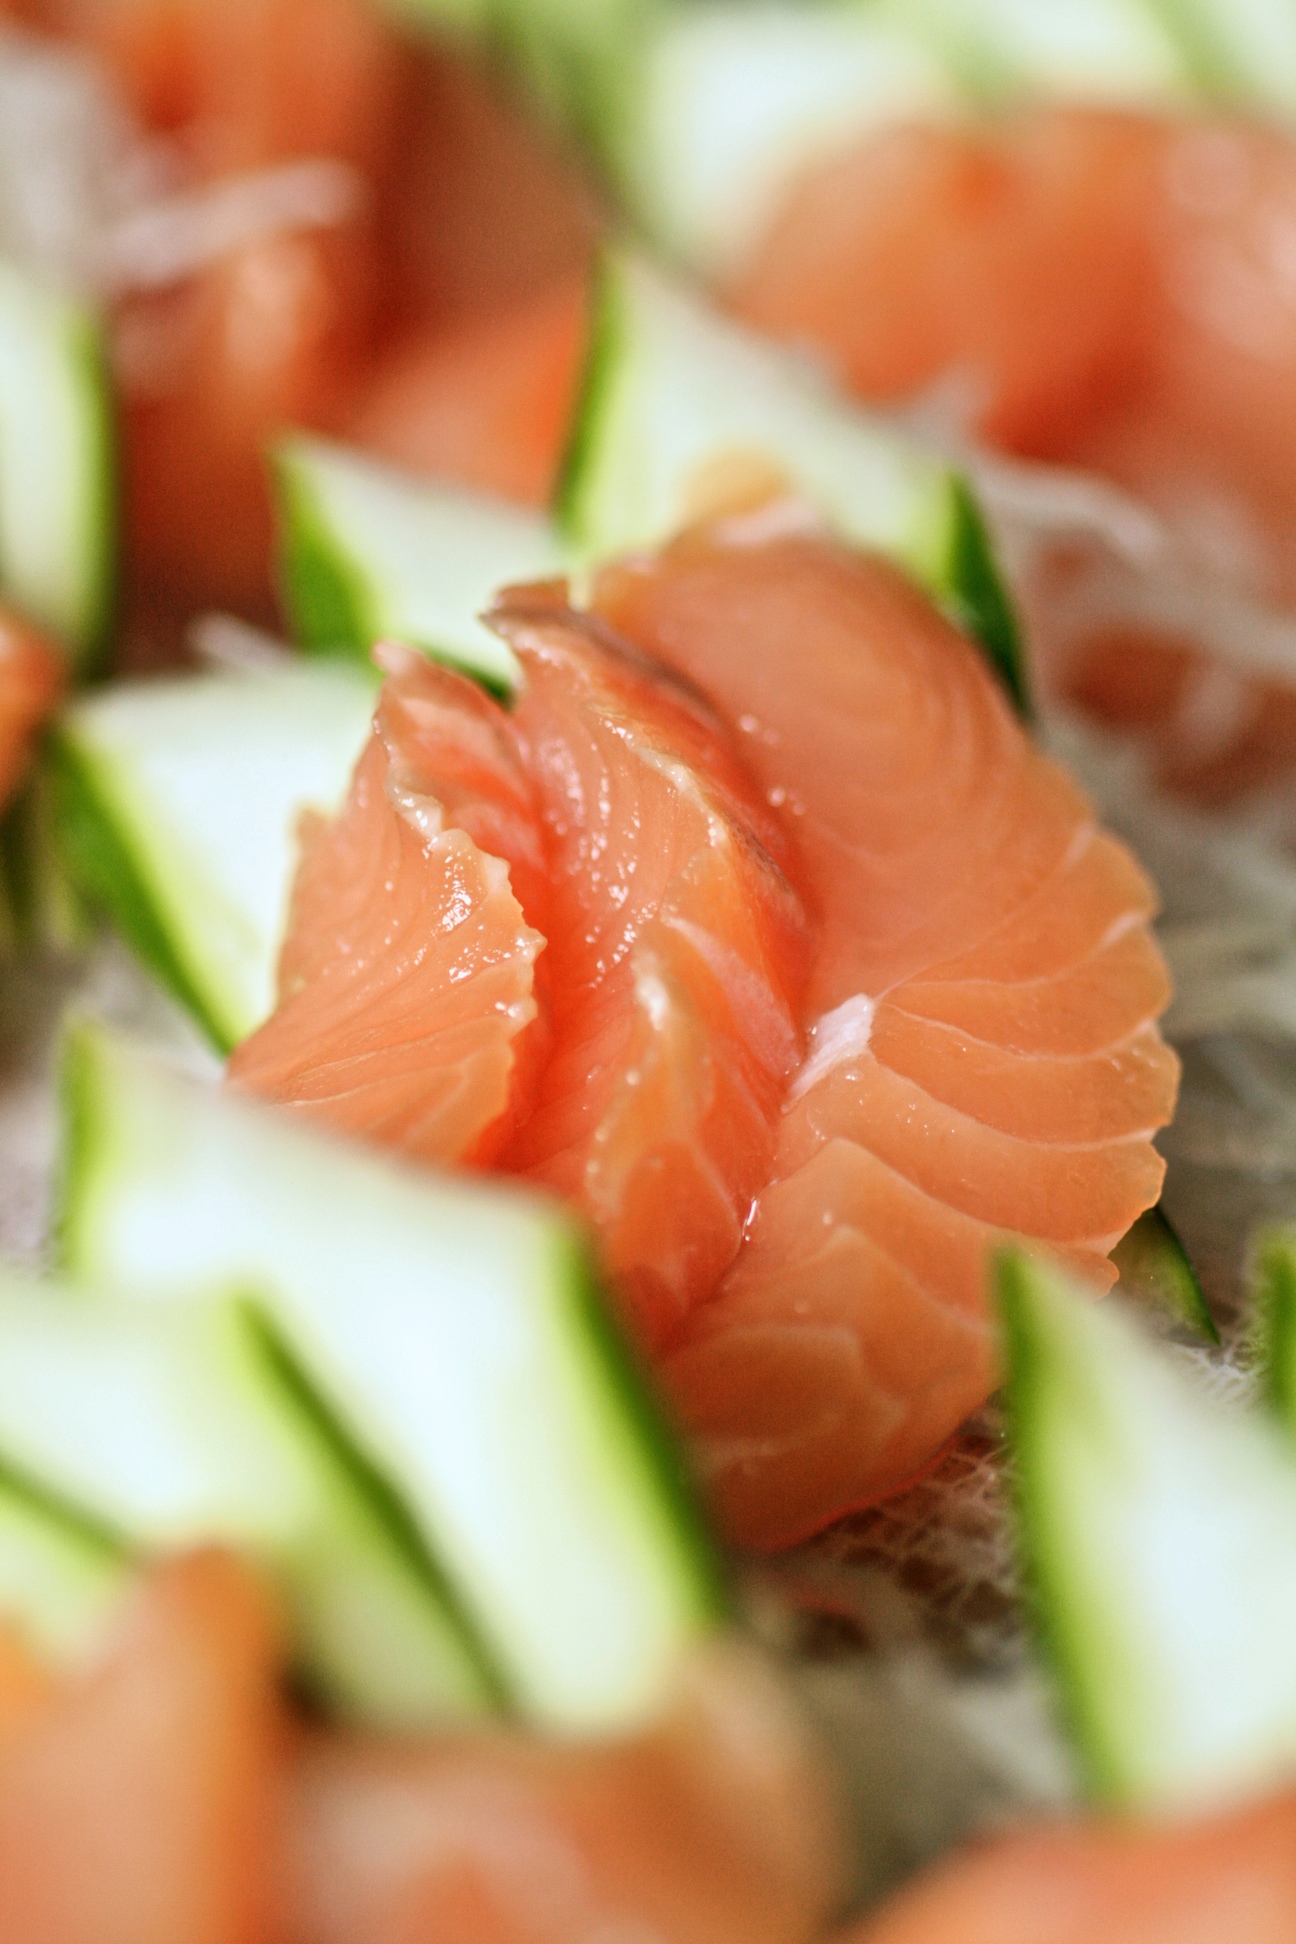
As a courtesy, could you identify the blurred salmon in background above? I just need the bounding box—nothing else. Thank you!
[0,0,597,643]
[0,1550,845,1944]
[734,108,1296,812]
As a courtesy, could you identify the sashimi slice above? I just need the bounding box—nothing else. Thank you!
[732,109,1162,458]
[734,106,1296,806]
[491,591,811,1353]
[837,1789,1296,1943]
[285,1639,844,1944]
[0,611,63,810]
[0,1548,283,1944]
[228,644,548,1168]
[596,532,1177,1545]
[347,276,589,509]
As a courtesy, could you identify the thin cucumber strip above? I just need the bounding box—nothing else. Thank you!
[0,1466,131,1667]
[1111,1205,1217,1343]
[57,1023,725,1733]
[1253,1227,1296,1425]
[607,3,960,278]
[999,1246,1296,1813]
[274,434,561,694]
[47,660,378,1052]
[495,0,663,140]
[557,251,1029,710]
[0,1274,496,1726]
[0,263,114,671]
[0,767,94,958]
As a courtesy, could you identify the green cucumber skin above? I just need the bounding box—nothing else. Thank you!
[1255,1228,1296,1426]
[0,1467,132,1665]
[272,446,380,663]
[72,308,118,678]
[943,476,1030,717]
[272,438,527,701]
[997,1246,1121,1804]
[239,1305,510,1714]
[56,1022,726,1731]
[553,250,624,543]
[564,1236,728,1628]
[1111,1205,1218,1344]
[44,733,230,1050]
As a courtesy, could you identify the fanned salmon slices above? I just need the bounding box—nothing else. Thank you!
[492,592,811,1354]
[234,533,1173,1548]
[228,645,549,1168]
[596,532,1178,1547]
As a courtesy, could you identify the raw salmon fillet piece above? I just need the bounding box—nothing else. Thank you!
[286,1639,844,1944]
[490,592,811,1354]
[0,1549,283,1944]
[0,611,63,810]
[736,109,1296,805]
[734,109,1161,457]
[228,645,549,1168]
[348,275,589,509]
[836,1788,1296,1944]
[597,533,1178,1547]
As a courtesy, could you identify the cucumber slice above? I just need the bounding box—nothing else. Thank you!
[0,1468,130,1667]
[608,4,960,279]
[495,0,662,139]
[1000,1246,1296,1812]
[0,262,114,671]
[274,434,561,695]
[1111,1205,1217,1344]
[57,1023,725,1733]
[1158,0,1296,113]
[0,1275,495,1726]
[558,251,1028,710]
[47,660,377,1052]
[1253,1227,1296,1425]
[0,767,93,958]
[878,0,1195,103]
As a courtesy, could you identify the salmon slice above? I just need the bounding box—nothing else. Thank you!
[490,592,811,1353]
[836,1789,1296,1944]
[736,107,1296,805]
[119,222,376,630]
[347,275,590,509]
[0,612,63,811]
[286,1639,844,1944]
[733,109,1161,457]
[596,533,1177,1546]
[0,1550,283,1944]
[228,645,549,1168]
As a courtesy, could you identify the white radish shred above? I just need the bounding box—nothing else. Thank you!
[100,159,366,293]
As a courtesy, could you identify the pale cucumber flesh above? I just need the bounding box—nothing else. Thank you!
[58,1023,724,1734]
[0,1274,496,1726]
[47,661,378,1052]
[274,434,562,695]
[1000,1247,1296,1813]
